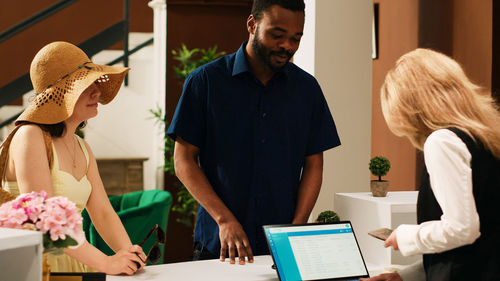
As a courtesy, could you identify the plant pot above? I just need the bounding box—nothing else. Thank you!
[370,180,389,197]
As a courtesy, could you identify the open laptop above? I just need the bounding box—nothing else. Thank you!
[263,221,370,281]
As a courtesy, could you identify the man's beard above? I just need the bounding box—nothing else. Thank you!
[252,31,294,72]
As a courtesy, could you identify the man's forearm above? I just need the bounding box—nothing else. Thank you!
[292,153,323,223]
[174,138,252,262]
[175,158,236,225]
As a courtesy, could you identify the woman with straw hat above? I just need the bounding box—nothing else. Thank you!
[0,41,146,275]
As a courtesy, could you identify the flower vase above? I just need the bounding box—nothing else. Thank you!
[42,253,51,281]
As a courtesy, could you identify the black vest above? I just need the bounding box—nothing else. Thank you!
[417,128,500,281]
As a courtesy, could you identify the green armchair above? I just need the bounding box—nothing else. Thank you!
[81,189,172,264]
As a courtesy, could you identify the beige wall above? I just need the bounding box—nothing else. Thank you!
[295,0,373,217]
[371,0,419,190]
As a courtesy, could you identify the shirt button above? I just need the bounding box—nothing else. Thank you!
[262,113,267,118]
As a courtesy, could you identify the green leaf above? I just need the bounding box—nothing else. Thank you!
[171,44,225,80]
[369,156,391,179]
[43,235,78,255]
[316,210,340,223]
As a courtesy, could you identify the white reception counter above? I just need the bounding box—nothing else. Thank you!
[0,227,42,281]
[334,191,422,267]
[107,255,383,281]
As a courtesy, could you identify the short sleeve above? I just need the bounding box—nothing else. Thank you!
[306,82,341,156]
[166,69,207,148]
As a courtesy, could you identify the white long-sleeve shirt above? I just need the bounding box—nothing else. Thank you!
[396,129,481,256]
[398,260,426,281]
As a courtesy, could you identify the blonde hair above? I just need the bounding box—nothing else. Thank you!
[381,48,500,159]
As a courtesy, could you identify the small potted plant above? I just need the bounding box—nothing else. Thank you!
[315,210,340,223]
[369,156,391,197]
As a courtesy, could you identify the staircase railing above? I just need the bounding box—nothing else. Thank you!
[0,0,154,129]
[0,35,154,129]
[0,0,79,44]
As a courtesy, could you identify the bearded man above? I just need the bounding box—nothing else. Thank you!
[167,0,341,265]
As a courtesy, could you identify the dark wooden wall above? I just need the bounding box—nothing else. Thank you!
[165,1,252,120]
[164,0,252,263]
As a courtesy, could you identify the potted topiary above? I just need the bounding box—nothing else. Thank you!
[369,156,391,197]
[315,210,340,223]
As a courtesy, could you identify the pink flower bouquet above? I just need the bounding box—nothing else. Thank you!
[0,191,84,255]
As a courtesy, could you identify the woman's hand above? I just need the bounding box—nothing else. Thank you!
[384,230,399,250]
[103,248,146,275]
[127,244,147,263]
[360,272,403,281]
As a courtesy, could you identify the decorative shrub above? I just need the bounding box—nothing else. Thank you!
[369,156,391,181]
[316,210,340,223]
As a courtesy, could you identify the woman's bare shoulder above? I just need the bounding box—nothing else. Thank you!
[11,124,46,146]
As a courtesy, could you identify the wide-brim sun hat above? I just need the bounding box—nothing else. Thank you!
[16,41,130,125]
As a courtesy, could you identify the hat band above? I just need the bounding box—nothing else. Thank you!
[35,61,93,95]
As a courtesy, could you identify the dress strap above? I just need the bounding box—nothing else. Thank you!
[75,136,90,171]
[0,126,21,183]
[51,141,60,170]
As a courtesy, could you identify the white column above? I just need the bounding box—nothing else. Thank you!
[294,0,373,219]
[148,0,167,190]
[293,0,316,76]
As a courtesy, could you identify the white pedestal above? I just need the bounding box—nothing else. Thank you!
[334,192,421,266]
[0,227,43,281]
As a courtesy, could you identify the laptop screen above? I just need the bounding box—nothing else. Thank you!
[263,222,369,281]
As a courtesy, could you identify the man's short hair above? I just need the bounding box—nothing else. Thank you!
[251,0,305,21]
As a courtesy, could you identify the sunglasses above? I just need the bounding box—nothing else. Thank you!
[138,224,166,265]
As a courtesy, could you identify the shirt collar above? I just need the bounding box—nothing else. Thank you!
[232,42,251,77]
[232,41,290,80]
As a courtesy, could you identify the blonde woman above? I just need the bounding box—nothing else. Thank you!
[378,48,500,281]
[1,42,146,275]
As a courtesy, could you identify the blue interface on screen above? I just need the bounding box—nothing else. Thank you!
[265,223,368,281]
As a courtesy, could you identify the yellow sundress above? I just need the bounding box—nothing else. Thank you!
[3,135,95,272]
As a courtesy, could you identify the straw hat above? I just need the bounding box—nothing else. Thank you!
[16,41,130,125]
[0,188,16,205]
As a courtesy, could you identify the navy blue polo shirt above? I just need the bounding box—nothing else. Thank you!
[167,42,340,255]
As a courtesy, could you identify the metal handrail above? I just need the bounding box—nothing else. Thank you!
[0,36,153,129]
[0,21,127,107]
[0,0,79,43]
[0,0,156,129]
[107,37,154,66]
[0,111,22,129]
[123,0,130,85]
